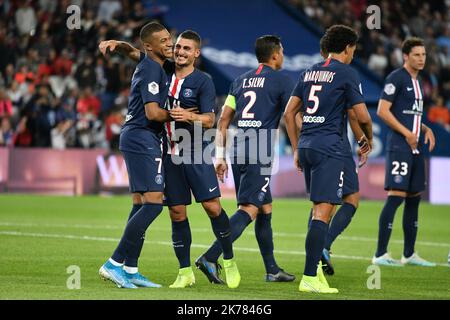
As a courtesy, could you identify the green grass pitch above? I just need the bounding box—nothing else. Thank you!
[0,194,449,300]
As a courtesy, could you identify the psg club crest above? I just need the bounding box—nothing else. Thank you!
[394,175,403,184]
[155,174,163,185]
[337,188,343,199]
[183,88,193,98]
[258,192,265,202]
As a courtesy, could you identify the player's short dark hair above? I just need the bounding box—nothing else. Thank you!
[402,37,425,55]
[140,21,166,43]
[323,25,358,53]
[255,35,282,63]
[179,30,202,48]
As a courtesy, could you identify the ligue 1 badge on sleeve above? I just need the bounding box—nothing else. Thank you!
[148,82,159,95]
[384,83,396,95]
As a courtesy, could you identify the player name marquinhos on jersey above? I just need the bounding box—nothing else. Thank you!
[242,77,265,88]
[303,70,335,83]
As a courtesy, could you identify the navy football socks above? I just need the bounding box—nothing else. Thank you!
[255,213,279,274]
[124,204,143,268]
[172,219,192,268]
[204,209,252,262]
[403,196,420,258]
[209,209,234,260]
[111,203,163,263]
[375,195,404,257]
[304,219,328,276]
[325,203,357,250]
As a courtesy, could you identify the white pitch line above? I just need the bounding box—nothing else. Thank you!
[0,230,448,267]
[1,221,449,248]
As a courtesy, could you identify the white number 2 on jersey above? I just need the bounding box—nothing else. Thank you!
[306,85,322,114]
[242,91,256,119]
[261,177,270,192]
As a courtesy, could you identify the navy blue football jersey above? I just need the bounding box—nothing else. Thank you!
[380,67,424,153]
[164,69,216,155]
[119,55,169,154]
[292,58,364,158]
[226,64,294,161]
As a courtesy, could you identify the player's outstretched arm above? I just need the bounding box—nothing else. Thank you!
[98,40,142,62]
[145,102,172,122]
[284,96,303,172]
[170,108,214,128]
[377,99,418,151]
[215,105,234,182]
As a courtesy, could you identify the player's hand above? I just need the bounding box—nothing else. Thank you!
[293,150,302,173]
[423,126,436,152]
[169,107,199,123]
[215,158,228,183]
[357,135,372,168]
[357,149,369,168]
[405,131,418,153]
[99,40,118,56]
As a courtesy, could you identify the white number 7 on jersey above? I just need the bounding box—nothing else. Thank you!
[155,158,162,174]
[306,85,322,114]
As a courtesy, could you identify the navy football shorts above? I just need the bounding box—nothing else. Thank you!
[385,151,425,193]
[122,151,164,194]
[343,153,359,196]
[163,155,221,206]
[298,148,344,205]
[231,162,272,208]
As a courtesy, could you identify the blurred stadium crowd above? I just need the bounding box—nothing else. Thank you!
[0,0,449,149]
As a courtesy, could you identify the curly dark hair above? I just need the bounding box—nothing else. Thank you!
[322,25,358,54]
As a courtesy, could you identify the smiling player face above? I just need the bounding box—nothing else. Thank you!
[174,37,200,68]
[149,29,173,60]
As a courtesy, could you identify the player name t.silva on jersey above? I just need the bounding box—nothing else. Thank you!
[226,64,293,162]
[119,54,169,155]
[381,67,424,153]
[163,67,216,158]
[292,58,365,158]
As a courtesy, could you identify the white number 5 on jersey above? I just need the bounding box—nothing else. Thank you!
[306,85,322,114]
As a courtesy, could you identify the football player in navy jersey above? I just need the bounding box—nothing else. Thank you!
[306,35,372,276]
[197,35,296,284]
[164,30,239,289]
[99,30,240,289]
[372,37,436,267]
[284,25,373,293]
[97,22,174,289]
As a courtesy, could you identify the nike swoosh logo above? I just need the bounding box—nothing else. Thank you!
[407,87,413,91]
[219,231,231,237]
[209,187,218,192]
